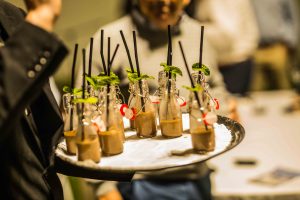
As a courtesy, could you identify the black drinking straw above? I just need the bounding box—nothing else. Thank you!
[88,37,94,80]
[70,43,78,131]
[167,25,172,98]
[133,31,140,77]
[167,25,173,67]
[178,41,208,130]
[107,37,111,75]
[71,44,79,89]
[110,44,120,67]
[81,48,86,140]
[100,29,107,75]
[133,31,145,112]
[106,37,111,131]
[198,26,204,79]
[120,30,135,73]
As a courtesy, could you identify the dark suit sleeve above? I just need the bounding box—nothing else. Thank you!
[0,21,68,142]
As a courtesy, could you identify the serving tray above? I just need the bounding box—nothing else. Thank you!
[55,114,244,181]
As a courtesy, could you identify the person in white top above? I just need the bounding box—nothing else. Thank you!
[76,0,239,199]
[192,0,259,95]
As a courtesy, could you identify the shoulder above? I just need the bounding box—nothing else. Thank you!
[0,1,25,17]
[91,15,134,42]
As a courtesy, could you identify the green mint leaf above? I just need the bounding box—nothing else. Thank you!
[88,72,120,87]
[182,84,203,92]
[63,86,71,93]
[73,97,98,104]
[63,86,83,95]
[126,69,155,83]
[160,63,183,77]
[86,76,96,87]
[192,63,210,76]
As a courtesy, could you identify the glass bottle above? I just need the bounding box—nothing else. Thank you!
[112,85,125,142]
[128,82,137,129]
[191,72,211,112]
[98,85,124,155]
[158,70,167,99]
[76,102,101,163]
[189,91,215,152]
[63,94,79,155]
[159,79,183,138]
[134,79,157,138]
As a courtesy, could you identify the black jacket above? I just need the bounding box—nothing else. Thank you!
[0,1,68,199]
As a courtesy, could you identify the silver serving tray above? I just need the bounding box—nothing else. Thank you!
[55,114,244,181]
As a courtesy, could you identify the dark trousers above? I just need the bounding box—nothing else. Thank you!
[220,58,254,96]
[117,172,212,200]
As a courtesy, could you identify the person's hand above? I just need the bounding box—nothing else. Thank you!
[24,0,62,32]
[99,188,123,200]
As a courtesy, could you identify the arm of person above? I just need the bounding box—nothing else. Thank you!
[204,40,240,122]
[0,0,68,143]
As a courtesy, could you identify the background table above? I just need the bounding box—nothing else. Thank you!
[210,90,300,200]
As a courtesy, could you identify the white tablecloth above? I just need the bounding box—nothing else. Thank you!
[210,90,300,200]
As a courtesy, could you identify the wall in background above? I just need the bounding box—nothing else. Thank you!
[7,0,124,89]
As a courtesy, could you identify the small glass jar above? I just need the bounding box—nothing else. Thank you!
[62,94,78,155]
[133,79,157,138]
[189,91,215,152]
[159,79,183,138]
[191,72,211,111]
[158,70,167,99]
[76,103,101,163]
[98,85,124,155]
[128,82,137,129]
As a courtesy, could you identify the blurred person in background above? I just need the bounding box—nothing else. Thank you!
[251,0,300,92]
[251,0,300,113]
[0,0,69,199]
[187,0,259,96]
[77,0,239,199]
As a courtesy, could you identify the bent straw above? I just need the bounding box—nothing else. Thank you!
[100,29,107,75]
[70,43,78,130]
[178,41,208,130]
[120,30,135,73]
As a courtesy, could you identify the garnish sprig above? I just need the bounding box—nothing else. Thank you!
[126,68,154,83]
[192,63,210,76]
[160,62,183,78]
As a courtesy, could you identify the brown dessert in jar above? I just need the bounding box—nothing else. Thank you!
[135,111,157,138]
[190,126,215,151]
[76,134,101,163]
[64,130,77,155]
[98,128,123,155]
[160,118,183,138]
